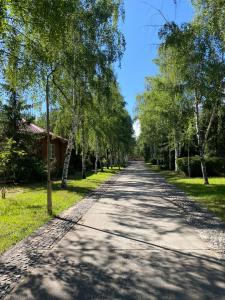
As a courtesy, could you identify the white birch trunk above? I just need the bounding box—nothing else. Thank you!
[174,133,179,172]
[195,99,209,185]
[61,115,77,188]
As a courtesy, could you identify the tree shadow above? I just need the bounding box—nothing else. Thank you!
[7,226,225,300]
[3,161,225,300]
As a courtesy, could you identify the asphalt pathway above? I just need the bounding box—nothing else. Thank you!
[6,161,225,299]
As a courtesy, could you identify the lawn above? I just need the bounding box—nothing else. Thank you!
[147,163,225,222]
[0,168,119,254]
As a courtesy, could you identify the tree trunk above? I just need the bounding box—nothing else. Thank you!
[95,154,98,173]
[174,145,179,172]
[187,143,191,178]
[200,152,208,185]
[94,139,99,173]
[106,149,110,169]
[110,151,113,169]
[178,142,182,157]
[82,151,86,179]
[169,148,172,170]
[174,142,179,172]
[174,132,179,172]
[100,158,103,172]
[81,118,86,179]
[61,114,76,188]
[195,99,209,185]
[118,153,120,169]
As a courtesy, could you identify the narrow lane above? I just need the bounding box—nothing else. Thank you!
[7,162,225,299]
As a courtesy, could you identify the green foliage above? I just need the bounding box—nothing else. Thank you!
[192,0,225,46]
[0,90,45,182]
[177,156,225,177]
[0,0,130,185]
[16,156,47,182]
[0,138,26,181]
[137,0,225,183]
[0,138,45,182]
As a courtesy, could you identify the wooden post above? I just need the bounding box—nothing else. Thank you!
[46,73,52,215]
[1,187,6,199]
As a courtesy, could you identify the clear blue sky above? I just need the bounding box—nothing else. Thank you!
[115,0,194,118]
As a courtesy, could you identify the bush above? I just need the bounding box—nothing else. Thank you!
[149,158,157,165]
[206,157,225,176]
[86,158,94,171]
[177,156,225,177]
[16,156,47,182]
[0,138,27,182]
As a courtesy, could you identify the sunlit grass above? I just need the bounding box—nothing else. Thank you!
[147,163,225,222]
[0,168,119,254]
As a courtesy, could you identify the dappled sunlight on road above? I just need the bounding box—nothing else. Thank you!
[5,162,225,300]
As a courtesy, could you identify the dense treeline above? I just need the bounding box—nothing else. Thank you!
[0,1,133,212]
[36,81,133,179]
[136,0,225,184]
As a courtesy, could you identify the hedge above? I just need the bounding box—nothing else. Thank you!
[177,156,225,177]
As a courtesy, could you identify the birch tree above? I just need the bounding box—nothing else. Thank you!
[159,22,225,184]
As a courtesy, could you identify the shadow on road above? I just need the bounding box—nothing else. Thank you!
[4,162,225,300]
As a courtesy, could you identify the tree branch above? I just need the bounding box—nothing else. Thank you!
[52,76,70,103]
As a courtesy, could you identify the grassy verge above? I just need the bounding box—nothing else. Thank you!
[147,163,225,222]
[0,168,120,254]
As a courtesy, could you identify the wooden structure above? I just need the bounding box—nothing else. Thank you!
[25,122,67,168]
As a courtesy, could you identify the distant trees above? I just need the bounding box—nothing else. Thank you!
[39,80,134,178]
[136,1,225,184]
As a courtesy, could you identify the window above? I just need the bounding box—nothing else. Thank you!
[50,144,56,159]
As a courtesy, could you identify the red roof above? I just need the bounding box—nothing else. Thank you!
[24,121,67,143]
[26,123,45,134]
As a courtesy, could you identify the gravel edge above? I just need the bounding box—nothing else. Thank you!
[151,169,225,260]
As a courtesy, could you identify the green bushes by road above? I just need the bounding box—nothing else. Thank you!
[177,156,225,177]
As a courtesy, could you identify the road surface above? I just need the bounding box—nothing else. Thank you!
[6,162,225,299]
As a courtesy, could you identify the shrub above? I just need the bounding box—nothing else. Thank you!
[206,157,225,176]
[150,158,157,165]
[177,156,225,177]
[16,156,46,182]
[0,138,27,182]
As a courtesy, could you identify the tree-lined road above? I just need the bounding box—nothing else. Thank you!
[6,162,225,299]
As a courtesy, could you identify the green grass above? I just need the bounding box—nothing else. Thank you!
[0,168,119,254]
[147,163,225,222]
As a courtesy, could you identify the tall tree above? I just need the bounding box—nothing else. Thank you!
[159,22,225,184]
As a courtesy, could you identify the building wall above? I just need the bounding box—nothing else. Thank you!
[38,136,67,168]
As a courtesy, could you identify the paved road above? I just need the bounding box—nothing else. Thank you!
[6,162,225,299]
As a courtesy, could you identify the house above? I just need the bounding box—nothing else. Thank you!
[25,122,67,168]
